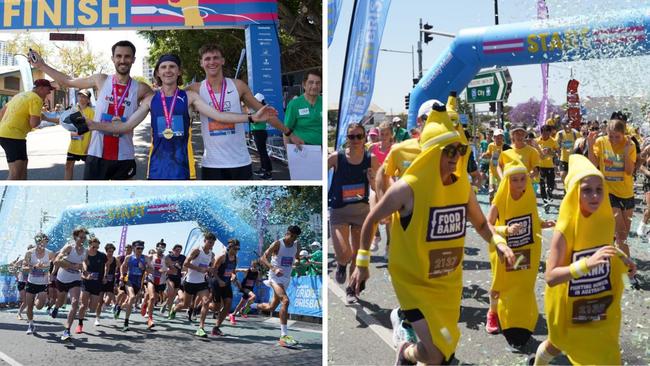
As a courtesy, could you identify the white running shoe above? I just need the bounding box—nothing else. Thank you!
[26,323,34,335]
[94,318,101,327]
[636,222,646,237]
[390,308,417,346]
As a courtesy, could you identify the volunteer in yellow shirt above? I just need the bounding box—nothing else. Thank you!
[0,79,54,180]
[537,125,560,208]
[587,118,639,287]
[350,121,515,365]
[486,159,554,349]
[498,123,540,180]
[65,90,94,180]
[555,122,579,182]
[532,154,634,365]
[481,128,508,202]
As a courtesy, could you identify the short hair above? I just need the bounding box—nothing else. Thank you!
[541,125,552,133]
[198,44,224,59]
[347,122,364,135]
[132,240,144,247]
[204,232,217,241]
[303,69,321,83]
[112,40,136,56]
[173,244,182,250]
[287,225,302,236]
[105,243,116,251]
[608,119,626,134]
[89,238,100,245]
[227,238,240,248]
[72,227,88,237]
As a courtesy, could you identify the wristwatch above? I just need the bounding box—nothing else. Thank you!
[247,113,254,123]
[284,129,293,137]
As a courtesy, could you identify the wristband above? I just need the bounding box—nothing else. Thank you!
[490,233,507,247]
[356,249,371,268]
[569,258,589,279]
[248,113,254,123]
[284,128,293,137]
[494,226,508,237]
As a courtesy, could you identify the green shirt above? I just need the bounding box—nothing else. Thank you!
[284,94,322,145]
[393,127,410,143]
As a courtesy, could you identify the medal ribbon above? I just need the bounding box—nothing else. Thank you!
[112,76,132,117]
[206,78,227,113]
[160,88,180,131]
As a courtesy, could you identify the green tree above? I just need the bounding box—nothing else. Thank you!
[6,34,51,62]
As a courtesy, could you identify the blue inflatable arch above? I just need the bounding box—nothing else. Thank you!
[408,7,650,128]
[44,193,259,266]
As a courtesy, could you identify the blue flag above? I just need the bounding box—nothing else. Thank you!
[328,0,342,47]
[336,0,391,148]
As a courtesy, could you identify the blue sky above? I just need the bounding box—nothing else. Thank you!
[328,0,650,114]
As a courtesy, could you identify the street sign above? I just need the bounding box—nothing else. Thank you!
[466,68,507,104]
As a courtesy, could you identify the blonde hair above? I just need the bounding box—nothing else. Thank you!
[378,121,392,133]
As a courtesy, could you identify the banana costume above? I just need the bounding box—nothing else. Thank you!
[389,121,469,360]
[424,96,469,177]
[545,154,625,365]
[490,159,541,339]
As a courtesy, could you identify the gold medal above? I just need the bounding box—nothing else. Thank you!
[163,128,174,140]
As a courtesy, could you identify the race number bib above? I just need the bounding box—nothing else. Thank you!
[341,183,366,203]
[428,247,463,279]
[280,256,293,267]
[572,295,613,323]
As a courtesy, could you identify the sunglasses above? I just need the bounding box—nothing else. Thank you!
[135,247,144,251]
[347,134,365,141]
[442,144,468,158]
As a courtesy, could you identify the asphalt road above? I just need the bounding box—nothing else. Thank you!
[0,122,289,180]
[328,188,650,365]
[0,305,321,365]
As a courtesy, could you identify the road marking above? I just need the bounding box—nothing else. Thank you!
[328,277,394,350]
[262,318,322,334]
[0,350,23,366]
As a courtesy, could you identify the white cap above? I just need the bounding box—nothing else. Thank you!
[299,250,309,257]
[417,99,445,119]
[392,116,402,123]
[310,241,321,249]
[254,93,265,102]
[493,128,504,136]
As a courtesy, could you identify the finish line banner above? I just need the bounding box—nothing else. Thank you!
[0,0,278,31]
[336,0,391,148]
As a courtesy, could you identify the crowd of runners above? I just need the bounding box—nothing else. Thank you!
[329,91,645,365]
[0,40,323,180]
[8,225,306,347]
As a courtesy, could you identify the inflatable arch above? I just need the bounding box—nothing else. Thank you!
[43,193,259,266]
[408,7,650,128]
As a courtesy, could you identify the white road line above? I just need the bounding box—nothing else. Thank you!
[328,277,395,350]
[0,350,23,366]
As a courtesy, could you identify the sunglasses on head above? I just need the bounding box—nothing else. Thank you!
[442,144,468,158]
[347,133,365,141]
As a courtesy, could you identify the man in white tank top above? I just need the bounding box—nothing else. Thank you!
[30,41,154,180]
[51,227,89,341]
[255,225,302,346]
[24,233,56,335]
[187,44,305,180]
[169,231,216,338]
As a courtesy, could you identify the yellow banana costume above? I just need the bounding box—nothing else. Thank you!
[490,159,541,336]
[390,121,469,360]
[545,154,625,365]
[424,97,469,177]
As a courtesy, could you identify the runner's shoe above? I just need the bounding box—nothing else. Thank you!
[61,329,71,341]
[335,263,347,284]
[630,274,642,290]
[279,335,298,347]
[395,342,416,366]
[195,327,207,338]
[26,323,34,335]
[486,310,499,334]
[75,324,83,334]
[147,318,155,329]
[94,318,101,327]
[211,326,224,336]
[122,325,129,332]
[168,308,176,320]
[390,308,417,346]
[345,286,357,304]
[50,307,58,319]
[229,313,237,325]
[241,313,248,319]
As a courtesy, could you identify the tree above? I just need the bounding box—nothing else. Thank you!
[508,98,564,126]
[53,42,110,79]
[6,34,51,63]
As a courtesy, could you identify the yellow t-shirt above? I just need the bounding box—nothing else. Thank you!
[499,145,540,174]
[485,142,504,177]
[537,137,559,168]
[556,129,578,162]
[67,106,95,156]
[383,138,420,178]
[593,136,636,198]
[0,91,43,140]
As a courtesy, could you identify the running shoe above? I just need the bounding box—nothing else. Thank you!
[253,168,266,176]
[229,313,237,325]
[75,324,83,334]
[168,308,176,320]
[345,286,357,304]
[394,341,416,366]
[630,274,642,290]
[141,303,147,317]
[147,318,155,329]
[335,263,347,284]
[26,323,34,335]
[279,335,298,347]
[211,326,224,336]
[50,307,58,319]
[94,318,101,327]
[195,327,207,338]
[61,329,71,341]
[122,325,129,332]
[260,172,273,180]
[485,310,499,334]
[188,307,194,322]
[390,308,417,346]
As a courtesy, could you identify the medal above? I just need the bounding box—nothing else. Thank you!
[206,78,227,112]
[160,88,179,140]
[163,128,174,140]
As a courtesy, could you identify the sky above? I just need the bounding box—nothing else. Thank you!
[328,0,650,114]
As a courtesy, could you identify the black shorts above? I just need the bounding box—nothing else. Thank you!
[102,281,115,294]
[241,287,254,300]
[82,280,103,296]
[25,282,48,295]
[147,281,166,293]
[559,161,569,172]
[201,164,253,180]
[56,280,81,292]
[83,156,136,180]
[183,281,208,296]
[0,137,27,163]
[609,194,635,211]
[167,275,181,289]
[17,281,26,291]
[210,281,233,302]
[66,152,86,162]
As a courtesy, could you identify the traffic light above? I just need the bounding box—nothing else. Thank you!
[423,23,433,44]
[489,102,496,113]
[405,94,410,109]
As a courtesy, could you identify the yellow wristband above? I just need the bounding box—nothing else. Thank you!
[494,226,508,237]
[569,258,589,279]
[490,233,507,247]
[356,249,371,268]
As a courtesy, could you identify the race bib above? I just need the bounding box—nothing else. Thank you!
[428,247,463,279]
[155,115,184,138]
[65,267,79,274]
[426,205,466,241]
[572,295,613,323]
[280,256,293,267]
[505,215,534,248]
[341,183,366,203]
[208,120,236,136]
[569,246,612,297]
[506,248,531,272]
[298,108,310,116]
[30,268,47,277]
[562,140,573,149]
